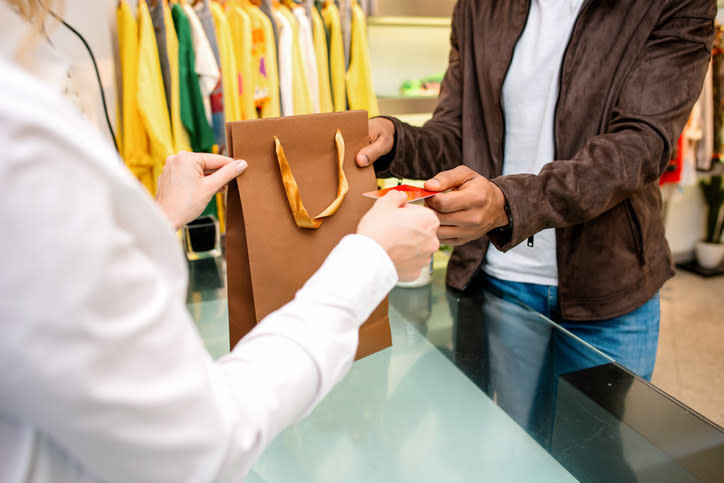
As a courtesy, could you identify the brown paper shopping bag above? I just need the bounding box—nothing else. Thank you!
[225,111,391,359]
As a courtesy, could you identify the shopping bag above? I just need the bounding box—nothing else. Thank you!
[225,110,391,359]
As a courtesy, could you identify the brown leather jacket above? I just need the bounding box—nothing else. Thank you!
[376,0,716,320]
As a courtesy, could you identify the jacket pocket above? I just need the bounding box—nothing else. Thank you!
[623,199,645,266]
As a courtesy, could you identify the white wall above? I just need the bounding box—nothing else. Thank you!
[665,186,707,261]
[47,0,124,146]
[367,19,451,97]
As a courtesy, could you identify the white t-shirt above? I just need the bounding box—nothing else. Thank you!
[183,3,220,123]
[485,0,584,287]
[0,47,396,483]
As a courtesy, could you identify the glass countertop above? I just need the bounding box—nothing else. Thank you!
[186,251,724,482]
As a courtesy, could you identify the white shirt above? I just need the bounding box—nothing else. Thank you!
[183,3,220,123]
[0,48,396,483]
[274,9,295,116]
[485,0,584,287]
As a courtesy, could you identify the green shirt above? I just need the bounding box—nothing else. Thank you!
[172,4,216,154]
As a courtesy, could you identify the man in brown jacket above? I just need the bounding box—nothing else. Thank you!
[357,0,716,379]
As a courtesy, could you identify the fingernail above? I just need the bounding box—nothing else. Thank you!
[427,179,440,187]
[358,154,369,166]
[235,160,247,172]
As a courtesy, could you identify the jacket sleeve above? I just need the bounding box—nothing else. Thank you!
[489,0,716,250]
[374,1,464,180]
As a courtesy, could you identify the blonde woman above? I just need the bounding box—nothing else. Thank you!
[0,1,439,481]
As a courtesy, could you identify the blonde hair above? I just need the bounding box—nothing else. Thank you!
[5,0,64,60]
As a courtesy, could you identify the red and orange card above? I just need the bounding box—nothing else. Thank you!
[363,184,438,203]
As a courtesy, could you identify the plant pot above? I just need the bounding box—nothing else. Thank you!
[694,241,724,269]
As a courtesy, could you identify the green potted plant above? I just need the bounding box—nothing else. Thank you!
[695,175,724,268]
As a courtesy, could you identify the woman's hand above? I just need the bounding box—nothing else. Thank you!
[156,151,247,230]
[357,191,440,282]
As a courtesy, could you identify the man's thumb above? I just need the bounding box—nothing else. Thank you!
[424,166,472,192]
[356,138,391,167]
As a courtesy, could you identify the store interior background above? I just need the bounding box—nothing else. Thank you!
[43,0,723,427]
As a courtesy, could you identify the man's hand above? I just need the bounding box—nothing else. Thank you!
[357,191,440,282]
[156,151,247,230]
[423,166,509,246]
[355,117,395,167]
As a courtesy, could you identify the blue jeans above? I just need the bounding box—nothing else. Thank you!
[484,275,660,380]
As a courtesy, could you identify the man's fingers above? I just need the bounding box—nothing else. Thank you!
[425,185,484,213]
[203,159,247,195]
[424,166,477,192]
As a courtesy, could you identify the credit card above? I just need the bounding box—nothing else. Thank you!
[363,184,439,203]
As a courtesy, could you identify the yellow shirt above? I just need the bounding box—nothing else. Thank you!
[243,4,271,112]
[116,0,154,194]
[257,7,280,118]
[226,4,257,120]
[210,2,242,122]
[311,6,333,113]
[276,4,313,115]
[322,2,346,112]
[163,2,192,153]
[245,4,281,118]
[345,1,378,116]
[136,0,175,193]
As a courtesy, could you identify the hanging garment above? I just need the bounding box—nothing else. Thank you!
[322,1,346,111]
[194,0,226,151]
[149,2,173,118]
[345,0,378,116]
[358,0,376,16]
[338,0,352,70]
[291,4,320,113]
[258,8,281,118]
[714,29,724,163]
[137,0,174,193]
[276,4,314,115]
[211,1,242,123]
[227,4,257,120]
[244,3,272,114]
[694,60,715,171]
[246,4,281,118]
[660,135,684,185]
[311,5,333,113]
[171,3,216,153]
[260,0,283,114]
[117,0,154,194]
[274,8,295,116]
[195,1,222,63]
[163,1,192,153]
[183,3,220,125]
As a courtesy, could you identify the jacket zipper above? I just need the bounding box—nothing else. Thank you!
[544,2,593,259]
[624,199,645,265]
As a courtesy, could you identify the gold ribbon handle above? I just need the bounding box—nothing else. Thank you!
[274,130,348,229]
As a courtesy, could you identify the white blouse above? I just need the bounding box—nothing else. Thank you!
[0,44,396,483]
